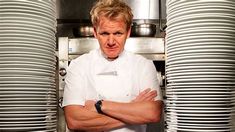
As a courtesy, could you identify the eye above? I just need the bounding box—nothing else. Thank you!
[114,32,123,36]
[99,32,109,36]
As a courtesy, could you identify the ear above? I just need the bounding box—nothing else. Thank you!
[127,27,131,38]
[93,27,97,38]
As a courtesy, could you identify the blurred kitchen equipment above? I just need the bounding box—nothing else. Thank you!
[73,25,94,37]
[131,23,157,37]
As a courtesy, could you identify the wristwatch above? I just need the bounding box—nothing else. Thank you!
[95,100,103,114]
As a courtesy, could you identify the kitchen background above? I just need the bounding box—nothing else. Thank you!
[56,0,166,131]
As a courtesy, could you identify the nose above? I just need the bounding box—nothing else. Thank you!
[107,35,115,46]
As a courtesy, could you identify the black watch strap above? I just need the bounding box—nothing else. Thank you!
[95,100,103,114]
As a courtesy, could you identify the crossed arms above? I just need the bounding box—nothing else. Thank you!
[64,88,163,132]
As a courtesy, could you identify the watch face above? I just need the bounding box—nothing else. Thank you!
[95,100,103,114]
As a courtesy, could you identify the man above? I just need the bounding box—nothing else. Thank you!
[62,0,163,131]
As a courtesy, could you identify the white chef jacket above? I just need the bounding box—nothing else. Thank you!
[63,49,162,132]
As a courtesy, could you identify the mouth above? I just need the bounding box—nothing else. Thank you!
[106,47,118,51]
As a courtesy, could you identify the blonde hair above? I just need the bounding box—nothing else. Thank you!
[90,0,133,30]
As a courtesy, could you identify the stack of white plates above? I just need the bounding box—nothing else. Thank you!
[166,0,235,131]
[0,0,57,131]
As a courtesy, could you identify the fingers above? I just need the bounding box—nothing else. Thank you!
[139,88,151,96]
[132,88,158,102]
[144,90,157,101]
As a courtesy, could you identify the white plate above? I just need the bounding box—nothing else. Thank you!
[0,99,56,104]
[0,104,57,107]
[0,122,56,127]
[167,27,235,37]
[0,3,55,14]
[0,104,56,109]
[167,24,235,37]
[167,82,235,86]
[0,63,54,69]
[168,71,235,77]
[0,41,55,50]
[167,51,235,58]
[165,100,232,104]
[166,109,232,113]
[167,83,234,88]
[167,77,235,82]
[0,80,55,85]
[0,121,56,127]
[166,118,230,124]
[166,106,232,110]
[0,40,55,50]
[166,37,234,47]
[0,110,57,114]
[0,12,55,23]
[0,37,55,48]
[167,75,235,80]
[0,62,55,70]
[166,121,231,131]
[167,32,235,44]
[167,45,235,53]
[0,33,55,43]
[0,123,56,127]
[166,63,234,69]
[166,59,235,66]
[0,97,59,102]
[167,32,235,43]
[0,52,55,59]
[0,126,56,131]
[166,103,233,107]
[0,67,55,72]
[0,115,56,120]
[165,86,235,94]
[0,28,55,39]
[166,70,235,74]
[0,23,55,34]
[0,70,55,77]
[166,95,234,100]
[166,128,231,132]
[0,83,55,91]
[0,58,56,66]
[0,7,55,19]
[168,20,235,29]
[0,19,55,31]
[166,65,235,71]
[0,0,55,9]
[0,17,55,30]
[0,26,55,36]
[167,0,235,10]
[166,94,234,98]
[166,115,231,120]
[0,90,56,95]
[166,112,233,117]
[0,83,55,87]
[166,91,235,95]
[167,2,235,13]
[0,36,56,47]
[167,19,235,32]
[0,93,56,98]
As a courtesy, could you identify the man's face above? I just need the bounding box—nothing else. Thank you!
[94,16,131,60]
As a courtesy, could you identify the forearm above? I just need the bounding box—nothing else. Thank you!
[64,105,126,131]
[101,100,163,124]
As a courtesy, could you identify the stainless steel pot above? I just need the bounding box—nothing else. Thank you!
[73,25,94,37]
[131,23,156,37]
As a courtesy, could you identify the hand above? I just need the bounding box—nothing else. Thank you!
[85,100,96,112]
[132,88,157,102]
